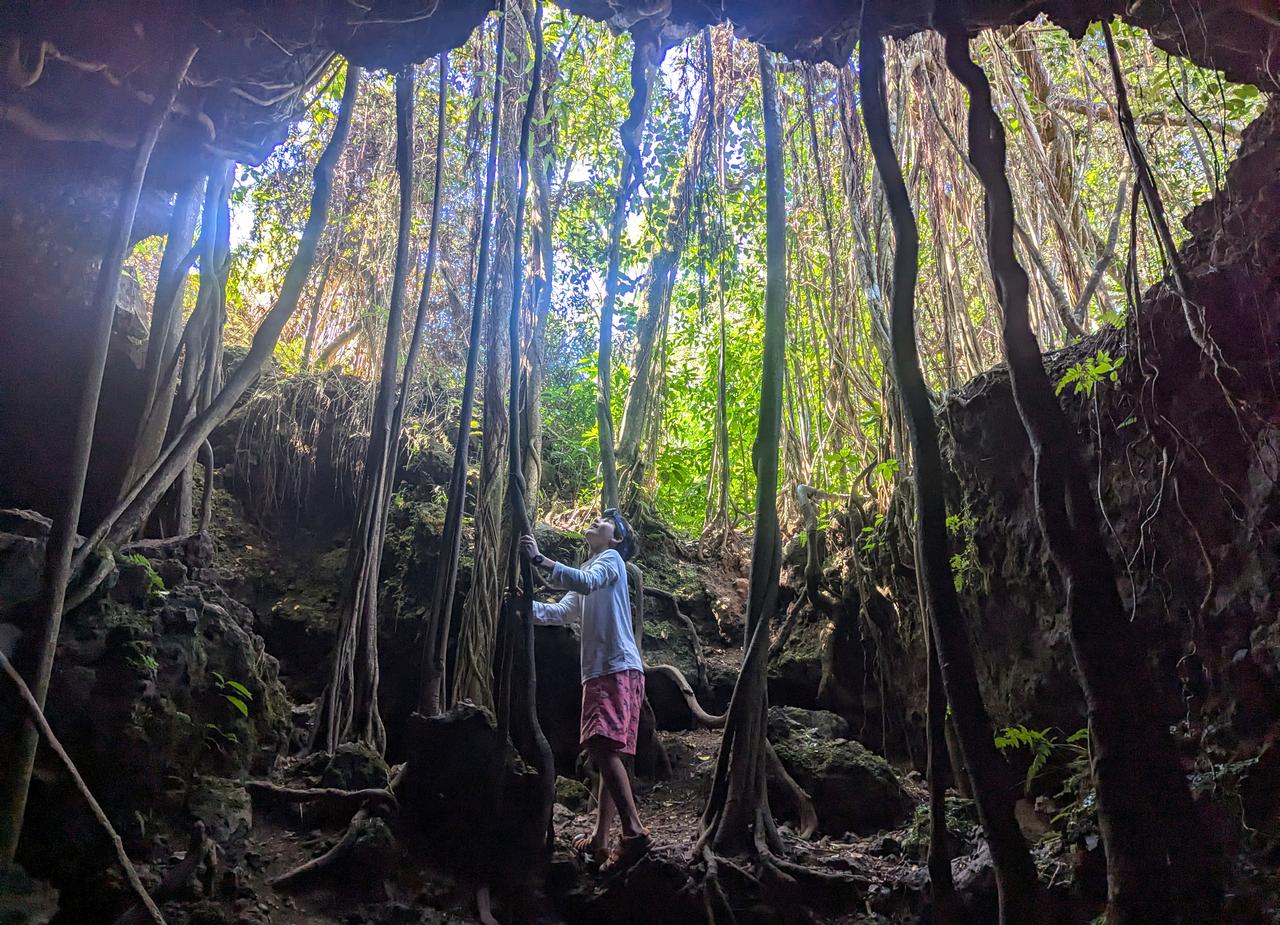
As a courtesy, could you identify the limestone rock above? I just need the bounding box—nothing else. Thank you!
[0,863,59,925]
[768,705,850,741]
[555,775,592,813]
[769,713,910,835]
[188,776,253,846]
[321,742,392,791]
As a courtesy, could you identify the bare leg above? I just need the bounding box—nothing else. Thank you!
[589,742,646,839]
[476,883,499,925]
[592,772,618,854]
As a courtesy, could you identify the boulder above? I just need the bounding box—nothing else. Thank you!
[903,795,981,860]
[767,607,827,710]
[0,863,58,925]
[535,624,585,775]
[187,776,253,847]
[769,712,911,835]
[555,775,592,813]
[399,702,544,888]
[321,742,392,791]
[768,705,850,741]
[11,568,292,908]
[0,509,52,617]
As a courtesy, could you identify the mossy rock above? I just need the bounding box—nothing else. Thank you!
[769,721,910,835]
[555,775,592,813]
[903,794,981,860]
[768,705,850,741]
[187,775,252,846]
[767,610,830,709]
[642,617,699,680]
[321,742,392,791]
[534,524,585,564]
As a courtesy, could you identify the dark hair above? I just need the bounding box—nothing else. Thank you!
[603,508,637,561]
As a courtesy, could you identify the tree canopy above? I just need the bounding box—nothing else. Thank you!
[160,10,1264,537]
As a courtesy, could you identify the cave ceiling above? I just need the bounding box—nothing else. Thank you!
[0,1,1274,184]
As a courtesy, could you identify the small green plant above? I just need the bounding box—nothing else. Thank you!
[127,642,159,676]
[122,553,167,600]
[859,513,886,554]
[211,671,253,718]
[994,724,1089,795]
[946,512,979,593]
[1055,350,1125,398]
[873,457,900,484]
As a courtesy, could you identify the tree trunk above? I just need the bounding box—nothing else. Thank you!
[418,9,507,716]
[522,34,563,513]
[861,26,1040,923]
[387,51,448,500]
[0,43,197,863]
[173,161,233,537]
[943,24,1220,925]
[300,257,336,371]
[698,46,785,859]
[452,0,530,711]
[312,64,416,755]
[617,29,713,506]
[523,158,554,511]
[597,28,660,511]
[120,175,202,502]
[500,0,555,862]
[70,65,363,575]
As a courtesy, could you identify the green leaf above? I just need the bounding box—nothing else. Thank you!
[224,680,254,701]
[224,695,250,717]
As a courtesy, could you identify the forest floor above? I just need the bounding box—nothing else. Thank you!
[211,723,942,925]
[70,487,1048,924]
[187,575,987,925]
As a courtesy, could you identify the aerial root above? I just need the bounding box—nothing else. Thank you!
[648,663,725,728]
[698,845,739,925]
[763,739,817,839]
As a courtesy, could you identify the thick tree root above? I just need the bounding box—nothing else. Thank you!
[245,780,398,814]
[692,840,863,925]
[647,664,725,728]
[268,767,405,890]
[763,741,817,839]
[270,807,370,889]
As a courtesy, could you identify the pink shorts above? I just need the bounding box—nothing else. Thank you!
[580,669,645,756]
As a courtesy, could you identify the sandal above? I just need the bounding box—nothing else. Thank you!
[600,832,651,875]
[572,833,608,869]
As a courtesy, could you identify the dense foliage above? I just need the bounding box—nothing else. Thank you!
[138,8,1265,536]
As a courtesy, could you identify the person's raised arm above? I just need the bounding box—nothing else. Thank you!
[532,590,581,626]
[545,552,621,594]
[520,533,622,593]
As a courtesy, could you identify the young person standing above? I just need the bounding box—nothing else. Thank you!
[519,510,651,871]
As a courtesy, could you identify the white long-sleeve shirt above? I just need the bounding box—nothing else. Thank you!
[532,548,643,683]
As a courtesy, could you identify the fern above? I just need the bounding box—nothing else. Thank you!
[995,724,1090,796]
[1055,350,1125,398]
[122,552,166,599]
[995,724,1055,793]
